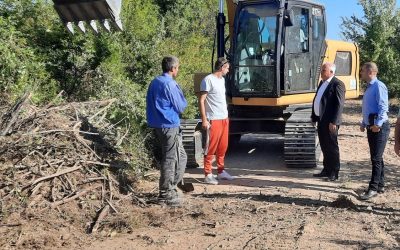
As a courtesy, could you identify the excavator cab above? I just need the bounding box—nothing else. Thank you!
[228,0,326,99]
[53,0,123,33]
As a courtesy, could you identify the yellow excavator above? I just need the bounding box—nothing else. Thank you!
[52,0,360,168]
[185,0,360,168]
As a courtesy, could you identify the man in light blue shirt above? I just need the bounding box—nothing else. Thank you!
[146,56,187,206]
[359,62,390,200]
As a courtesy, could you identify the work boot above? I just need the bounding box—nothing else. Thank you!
[158,192,183,207]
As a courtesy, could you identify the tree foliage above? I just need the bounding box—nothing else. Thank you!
[0,0,219,113]
[0,0,219,169]
[341,0,400,96]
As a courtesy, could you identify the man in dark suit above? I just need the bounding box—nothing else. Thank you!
[311,62,346,181]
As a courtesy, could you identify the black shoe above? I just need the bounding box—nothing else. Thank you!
[360,190,378,200]
[327,175,339,182]
[313,172,329,178]
[378,187,385,194]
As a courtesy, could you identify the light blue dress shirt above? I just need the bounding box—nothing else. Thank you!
[361,78,389,127]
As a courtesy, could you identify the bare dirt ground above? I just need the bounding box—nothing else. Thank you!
[86,99,400,250]
[2,99,400,250]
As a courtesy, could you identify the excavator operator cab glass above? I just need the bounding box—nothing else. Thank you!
[286,8,309,53]
[284,5,326,94]
[283,9,294,27]
[233,2,278,96]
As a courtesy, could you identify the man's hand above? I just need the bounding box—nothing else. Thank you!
[329,123,337,133]
[312,122,317,128]
[202,120,210,130]
[360,125,365,132]
[395,143,400,156]
[371,125,381,133]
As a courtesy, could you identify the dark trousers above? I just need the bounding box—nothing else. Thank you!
[318,122,340,177]
[155,127,187,199]
[367,122,390,191]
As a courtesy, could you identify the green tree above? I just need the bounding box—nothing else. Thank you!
[341,0,400,97]
[157,0,218,118]
[0,0,58,101]
[0,0,221,170]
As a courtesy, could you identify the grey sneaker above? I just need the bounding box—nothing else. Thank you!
[217,170,235,180]
[204,173,218,185]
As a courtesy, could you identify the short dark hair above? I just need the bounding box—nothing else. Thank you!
[162,56,179,73]
[363,62,378,73]
[214,57,229,71]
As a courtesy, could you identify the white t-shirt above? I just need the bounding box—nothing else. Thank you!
[200,74,228,120]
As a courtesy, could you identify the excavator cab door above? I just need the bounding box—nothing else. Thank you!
[283,3,325,94]
[53,0,123,33]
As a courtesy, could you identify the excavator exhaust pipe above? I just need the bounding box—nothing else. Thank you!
[53,0,123,34]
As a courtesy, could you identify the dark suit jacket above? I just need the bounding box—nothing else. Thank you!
[311,76,346,125]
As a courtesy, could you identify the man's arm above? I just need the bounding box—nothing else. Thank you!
[375,83,389,127]
[395,117,400,156]
[168,82,187,114]
[199,92,209,130]
[330,79,346,125]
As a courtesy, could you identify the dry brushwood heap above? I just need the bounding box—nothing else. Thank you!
[0,93,144,236]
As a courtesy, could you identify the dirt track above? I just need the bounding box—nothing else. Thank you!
[87,99,400,250]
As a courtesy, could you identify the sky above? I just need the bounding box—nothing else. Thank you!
[318,0,400,40]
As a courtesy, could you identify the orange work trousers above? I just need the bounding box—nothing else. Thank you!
[204,118,229,175]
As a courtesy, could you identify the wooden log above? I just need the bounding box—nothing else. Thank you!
[90,204,110,233]
[24,163,82,190]
[1,92,31,136]
[50,184,102,208]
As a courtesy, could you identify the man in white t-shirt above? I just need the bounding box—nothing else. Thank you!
[199,57,235,185]
[395,108,400,156]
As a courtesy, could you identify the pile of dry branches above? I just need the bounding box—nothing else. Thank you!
[0,93,142,234]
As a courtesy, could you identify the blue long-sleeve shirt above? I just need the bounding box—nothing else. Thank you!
[146,73,187,128]
[361,78,389,127]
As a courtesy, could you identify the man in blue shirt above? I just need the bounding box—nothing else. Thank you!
[359,62,390,200]
[146,56,188,206]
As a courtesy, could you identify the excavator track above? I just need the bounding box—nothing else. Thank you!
[284,108,319,168]
[180,120,203,168]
